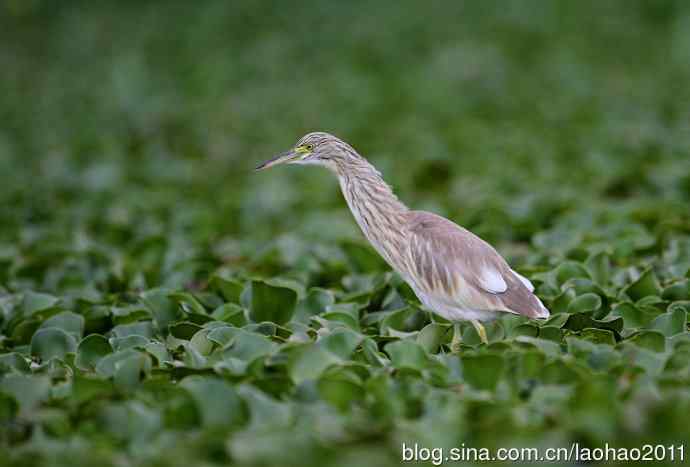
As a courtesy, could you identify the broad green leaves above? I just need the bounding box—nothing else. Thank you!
[2,2,690,466]
[248,281,297,325]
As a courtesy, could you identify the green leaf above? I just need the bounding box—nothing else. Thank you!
[461,354,505,390]
[648,308,687,337]
[567,293,602,314]
[40,311,85,339]
[293,288,335,323]
[288,343,340,383]
[317,368,364,411]
[76,334,113,371]
[169,321,203,340]
[416,323,449,353]
[579,328,616,346]
[661,280,689,301]
[319,328,363,360]
[169,292,208,316]
[111,321,153,339]
[0,374,51,414]
[384,340,428,371]
[554,261,590,287]
[221,329,276,362]
[113,352,151,391]
[21,291,60,315]
[0,353,30,374]
[30,327,77,360]
[623,268,661,301]
[179,376,246,428]
[211,303,248,326]
[248,280,297,325]
[380,306,427,335]
[611,302,660,329]
[140,288,179,333]
[209,275,245,303]
[627,331,666,352]
[585,251,611,285]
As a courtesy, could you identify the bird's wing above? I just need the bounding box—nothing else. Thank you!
[405,211,549,319]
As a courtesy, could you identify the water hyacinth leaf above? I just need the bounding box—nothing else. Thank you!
[538,325,563,342]
[611,302,660,329]
[169,292,208,317]
[340,239,388,272]
[21,291,60,315]
[510,323,539,338]
[550,288,577,315]
[289,343,340,383]
[99,401,161,443]
[555,261,590,287]
[169,321,203,340]
[384,340,428,371]
[623,268,661,301]
[209,275,245,303]
[40,311,85,339]
[318,328,363,360]
[563,313,623,335]
[514,336,561,357]
[627,331,666,353]
[221,329,276,362]
[114,352,151,391]
[190,329,215,355]
[317,369,364,411]
[293,288,335,323]
[0,374,51,414]
[140,288,179,332]
[237,385,293,429]
[661,280,689,301]
[179,376,246,429]
[567,293,602,314]
[211,303,248,326]
[110,306,151,325]
[182,342,208,369]
[249,280,297,325]
[143,341,171,366]
[95,349,142,377]
[579,328,616,346]
[461,354,505,390]
[0,392,18,423]
[111,334,150,351]
[111,321,153,339]
[648,308,687,337]
[416,323,449,353]
[318,311,360,331]
[585,251,611,285]
[0,352,30,374]
[30,327,77,361]
[76,334,113,371]
[380,307,426,335]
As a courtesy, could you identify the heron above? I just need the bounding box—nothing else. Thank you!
[256,132,549,350]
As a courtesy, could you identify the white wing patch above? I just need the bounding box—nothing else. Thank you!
[478,266,507,294]
[511,269,534,292]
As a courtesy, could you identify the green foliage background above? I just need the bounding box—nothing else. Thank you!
[1,1,690,465]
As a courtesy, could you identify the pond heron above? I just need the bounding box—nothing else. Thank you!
[256,132,550,349]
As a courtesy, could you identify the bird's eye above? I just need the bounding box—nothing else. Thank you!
[304,144,314,151]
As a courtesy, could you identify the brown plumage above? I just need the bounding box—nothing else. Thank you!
[256,132,550,343]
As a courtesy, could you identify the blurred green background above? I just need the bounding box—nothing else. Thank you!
[1,1,690,466]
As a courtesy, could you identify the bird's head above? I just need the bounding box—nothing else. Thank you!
[255,132,356,172]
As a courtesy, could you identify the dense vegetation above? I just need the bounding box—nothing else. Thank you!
[1,1,689,465]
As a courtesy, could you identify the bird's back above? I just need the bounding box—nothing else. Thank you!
[402,210,549,320]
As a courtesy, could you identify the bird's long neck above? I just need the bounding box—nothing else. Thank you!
[335,157,410,271]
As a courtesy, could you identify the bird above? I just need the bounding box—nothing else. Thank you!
[256,132,549,350]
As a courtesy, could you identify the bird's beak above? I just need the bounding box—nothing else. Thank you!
[255,150,298,171]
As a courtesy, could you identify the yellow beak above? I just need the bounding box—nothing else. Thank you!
[255,150,298,171]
